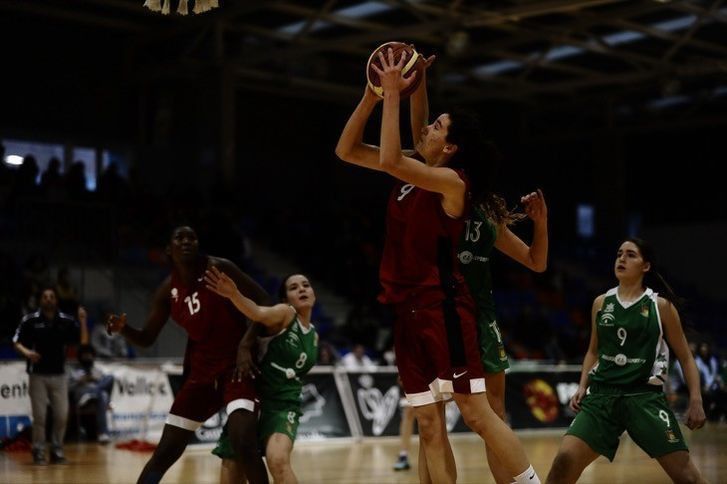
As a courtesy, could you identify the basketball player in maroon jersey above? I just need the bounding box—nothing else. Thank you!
[107,226,269,484]
[336,50,540,483]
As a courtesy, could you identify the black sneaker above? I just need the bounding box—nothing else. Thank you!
[393,455,410,471]
[32,449,47,465]
[49,450,67,464]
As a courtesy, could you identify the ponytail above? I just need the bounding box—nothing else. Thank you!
[625,237,684,309]
[478,193,526,227]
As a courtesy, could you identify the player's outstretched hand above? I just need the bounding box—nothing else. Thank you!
[204,266,239,300]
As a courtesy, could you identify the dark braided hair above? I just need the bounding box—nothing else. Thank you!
[445,108,523,226]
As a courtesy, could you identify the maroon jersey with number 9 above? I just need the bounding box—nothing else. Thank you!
[378,172,470,305]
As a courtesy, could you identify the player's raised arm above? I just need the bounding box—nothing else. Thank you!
[205,266,293,332]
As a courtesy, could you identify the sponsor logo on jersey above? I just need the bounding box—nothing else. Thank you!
[602,354,646,366]
[286,332,301,346]
[458,251,474,264]
[457,251,489,265]
[603,302,615,313]
[640,304,650,318]
[171,288,178,302]
[599,312,615,326]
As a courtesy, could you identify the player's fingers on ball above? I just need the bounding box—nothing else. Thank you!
[377,51,386,68]
[398,50,408,67]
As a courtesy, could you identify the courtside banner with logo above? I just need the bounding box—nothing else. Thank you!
[103,363,174,442]
[346,369,470,436]
[0,362,31,439]
[505,366,581,429]
[346,371,402,437]
[297,372,351,440]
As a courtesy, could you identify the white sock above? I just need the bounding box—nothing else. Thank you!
[512,465,540,484]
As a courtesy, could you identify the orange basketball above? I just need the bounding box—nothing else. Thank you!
[366,41,424,99]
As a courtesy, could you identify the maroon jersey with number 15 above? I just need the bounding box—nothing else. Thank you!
[169,256,247,380]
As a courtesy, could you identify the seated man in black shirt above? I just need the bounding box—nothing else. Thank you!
[13,287,88,465]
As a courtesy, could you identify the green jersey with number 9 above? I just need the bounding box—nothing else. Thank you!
[258,311,319,403]
[590,287,669,387]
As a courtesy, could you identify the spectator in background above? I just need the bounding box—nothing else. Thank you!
[13,288,88,465]
[69,344,114,443]
[13,154,39,198]
[97,162,129,204]
[341,343,377,371]
[695,342,721,392]
[91,314,130,359]
[64,161,88,202]
[695,341,726,422]
[55,267,79,315]
[40,157,63,200]
[316,340,339,366]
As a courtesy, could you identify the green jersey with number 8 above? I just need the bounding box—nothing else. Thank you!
[590,287,668,387]
[258,311,318,403]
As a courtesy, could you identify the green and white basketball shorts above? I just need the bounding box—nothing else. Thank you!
[566,384,688,461]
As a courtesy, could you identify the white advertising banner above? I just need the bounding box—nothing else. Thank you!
[0,362,32,439]
[100,363,174,443]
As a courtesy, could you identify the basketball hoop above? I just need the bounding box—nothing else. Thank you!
[143,0,219,16]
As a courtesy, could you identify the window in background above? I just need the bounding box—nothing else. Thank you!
[71,147,99,191]
[577,204,595,238]
[2,139,65,181]
[627,212,642,237]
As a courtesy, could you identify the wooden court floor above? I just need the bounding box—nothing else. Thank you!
[2,425,725,483]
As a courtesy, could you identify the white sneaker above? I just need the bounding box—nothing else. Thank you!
[97,433,111,444]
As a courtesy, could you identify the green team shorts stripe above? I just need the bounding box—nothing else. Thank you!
[477,316,509,373]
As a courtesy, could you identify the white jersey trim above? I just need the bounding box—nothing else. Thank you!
[648,290,669,386]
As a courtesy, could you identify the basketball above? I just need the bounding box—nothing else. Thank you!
[366,41,424,99]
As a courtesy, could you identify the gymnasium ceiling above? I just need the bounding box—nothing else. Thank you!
[3,0,727,133]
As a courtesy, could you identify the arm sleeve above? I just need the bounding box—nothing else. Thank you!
[12,318,31,346]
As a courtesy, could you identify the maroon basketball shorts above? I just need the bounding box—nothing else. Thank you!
[166,367,258,430]
[392,294,485,407]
